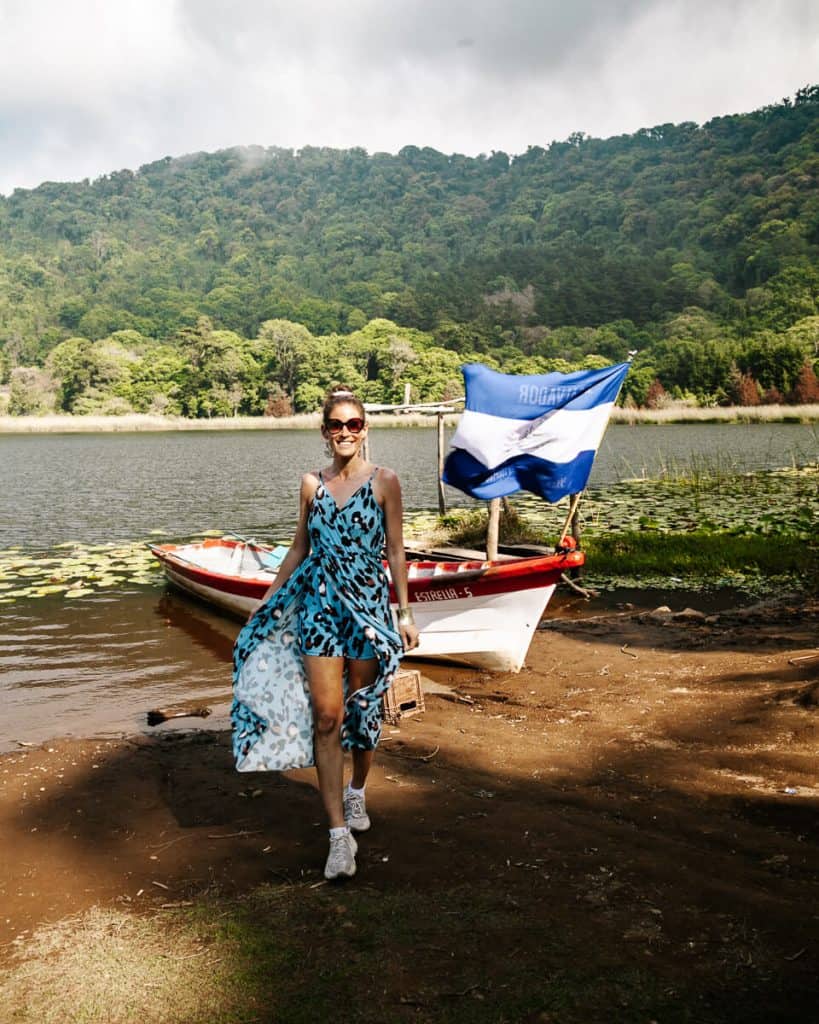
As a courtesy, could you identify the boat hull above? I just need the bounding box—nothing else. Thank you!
[150,540,583,673]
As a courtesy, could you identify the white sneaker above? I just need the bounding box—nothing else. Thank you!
[324,831,357,881]
[343,789,371,832]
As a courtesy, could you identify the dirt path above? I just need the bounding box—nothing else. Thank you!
[1,596,817,1021]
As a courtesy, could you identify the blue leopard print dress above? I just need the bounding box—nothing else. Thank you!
[231,470,402,772]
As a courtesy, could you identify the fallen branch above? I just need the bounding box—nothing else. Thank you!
[147,706,211,726]
[620,644,638,659]
[788,652,819,665]
[432,692,475,706]
[385,744,440,762]
[560,572,596,598]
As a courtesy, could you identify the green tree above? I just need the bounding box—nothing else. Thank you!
[46,337,95,411]
[8,367,58,415]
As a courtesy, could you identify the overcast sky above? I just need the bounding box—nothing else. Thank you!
[0,0,816,195]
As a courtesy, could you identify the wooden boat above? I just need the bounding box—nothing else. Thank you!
[149,538,584,672]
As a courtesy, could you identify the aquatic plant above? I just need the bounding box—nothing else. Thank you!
[0,541,163,604]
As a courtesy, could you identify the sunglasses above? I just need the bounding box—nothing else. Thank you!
[325,417,366,435]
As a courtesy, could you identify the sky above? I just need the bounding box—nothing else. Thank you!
[0,0,817,195]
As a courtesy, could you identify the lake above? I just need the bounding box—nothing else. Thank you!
[1,421,816,752]
[1,421,816,551]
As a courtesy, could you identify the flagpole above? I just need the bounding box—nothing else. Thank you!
[437,411,446,515]
[486,498,500,560]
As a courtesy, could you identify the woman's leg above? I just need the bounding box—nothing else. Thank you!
[348,657,379,787]
[350,749,373,789]
[343,657,380,833]
[303,655,346,828]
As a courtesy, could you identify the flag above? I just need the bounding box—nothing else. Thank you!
[442,361,630,502]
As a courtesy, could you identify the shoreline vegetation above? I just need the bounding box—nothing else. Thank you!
[2,467,816,606]
[2,403,819,433]
[411,464,819,595]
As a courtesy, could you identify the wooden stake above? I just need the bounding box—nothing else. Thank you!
[437,411,447,515]
[558,492,582,546]
[486,498,500,560]
[570,492,581,547]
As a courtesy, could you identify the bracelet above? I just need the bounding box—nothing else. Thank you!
[397,606,415,626]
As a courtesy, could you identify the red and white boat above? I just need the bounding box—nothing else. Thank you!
[149,538,584,672]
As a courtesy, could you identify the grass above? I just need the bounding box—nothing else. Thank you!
[424,465,819,594]
[610,403,819,424]
[0,412,460,433]
[1,404,818,433]
[0,884,765,1024]
[0,413,323,433]
[434,502,548,549]
[582,531,818,584]
[0,905,238,1024]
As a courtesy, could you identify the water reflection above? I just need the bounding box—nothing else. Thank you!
[0,590,234,752]
[157,592,238,663]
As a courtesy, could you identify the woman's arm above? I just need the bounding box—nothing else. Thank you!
[378,468,420,651]
[252,473,316,613]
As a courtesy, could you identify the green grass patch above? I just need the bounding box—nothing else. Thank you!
[424,466,819,595]
[434,502,549,549]
[0,884,776,1024]
[583,531,818,585]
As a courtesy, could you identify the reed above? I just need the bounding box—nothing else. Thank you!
[0,412,320,433]
[2,404,819,433]
[0,411,461,433]
[610,403,819,424]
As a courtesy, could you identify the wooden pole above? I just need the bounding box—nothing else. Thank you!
[486,497,501,561]
[570,493,581,547]
[558,492,582,546]
[436,411,447,515]
[569,492,582,577]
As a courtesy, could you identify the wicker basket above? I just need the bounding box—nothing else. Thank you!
[382,669,425,724]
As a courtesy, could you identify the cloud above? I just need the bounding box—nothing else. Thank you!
[0,0,816,193]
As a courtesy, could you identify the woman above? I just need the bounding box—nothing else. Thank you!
[231,385,420,881]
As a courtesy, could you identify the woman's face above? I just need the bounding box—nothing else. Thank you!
[322,401,368,458]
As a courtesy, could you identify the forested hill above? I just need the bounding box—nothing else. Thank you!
[1,86,818,415]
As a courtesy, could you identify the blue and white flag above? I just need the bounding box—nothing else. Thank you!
[442,361,630,502]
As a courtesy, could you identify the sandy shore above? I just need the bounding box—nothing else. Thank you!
[0,594,817,1021]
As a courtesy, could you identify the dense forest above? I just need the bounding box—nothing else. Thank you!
[1,85,818,415]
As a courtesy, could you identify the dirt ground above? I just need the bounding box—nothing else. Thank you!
[1,594,818,1021]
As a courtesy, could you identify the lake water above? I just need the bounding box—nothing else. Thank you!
[1,422,816,551]
[1,421,816,752]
